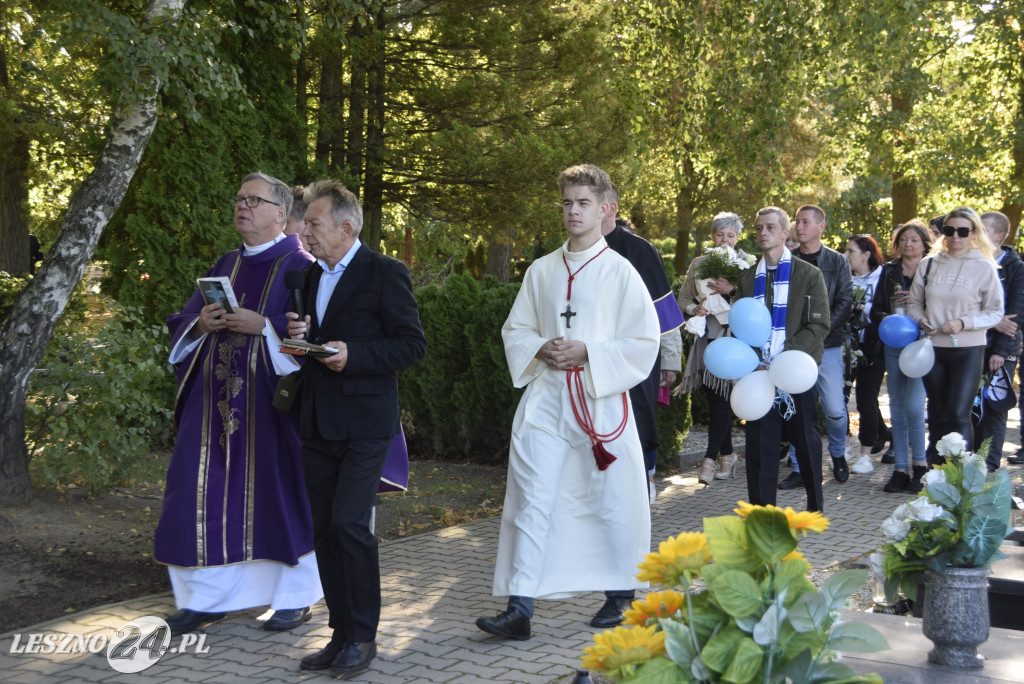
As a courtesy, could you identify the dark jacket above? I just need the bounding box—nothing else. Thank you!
[736,254,830,364]
[796,246,852,348]
[987,245,1024,359]
[870,259,906,324]
[298,245,427,441]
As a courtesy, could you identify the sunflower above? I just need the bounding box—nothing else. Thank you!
[733,501,829,537]
[582,624,667,672]
[622,589,686,626]
[636,532,711,586]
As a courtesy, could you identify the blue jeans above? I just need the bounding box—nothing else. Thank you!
[816,346,848,460]
[884,344,927,470]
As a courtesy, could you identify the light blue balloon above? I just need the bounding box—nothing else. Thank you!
[728,298,772,347]
[878,314,919,349]
[703,337,760,380]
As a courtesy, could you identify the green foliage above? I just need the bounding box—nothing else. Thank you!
[399,273,521,463]
[656,385,690,469]
[0,272,29,320]
[25,304,175,491]
[588,507,887,683]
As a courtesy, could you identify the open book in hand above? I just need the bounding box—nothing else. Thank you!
[197,277,239,314]
[279,338,339,358]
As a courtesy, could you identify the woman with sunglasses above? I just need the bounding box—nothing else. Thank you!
[907,207,1003,467]
[871,220,932,492]
[844,235,888,475]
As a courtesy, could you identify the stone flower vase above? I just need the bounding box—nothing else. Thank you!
[921,566,990,668]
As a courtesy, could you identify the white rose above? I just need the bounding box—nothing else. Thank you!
[881,516,911,542]
[922,469,946,489]
[936,432,968,459]
[745,255,756,265]
[890,502,910,522]
[905,496,945,523]
[963,453,986,471]
[733,259,751,270]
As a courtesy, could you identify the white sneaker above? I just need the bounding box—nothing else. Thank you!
[648,475,657,505]
[850,454,874,474]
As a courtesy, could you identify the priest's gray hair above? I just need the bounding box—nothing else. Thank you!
[303,179,364,236]
[558,164,613,203]
[240,171,292,217]
[711,212,743,236]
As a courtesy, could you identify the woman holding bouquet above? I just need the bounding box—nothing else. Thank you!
[907,208,1003,469]
[678,212,749,486]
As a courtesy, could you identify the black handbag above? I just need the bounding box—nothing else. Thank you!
[272,371,303,413]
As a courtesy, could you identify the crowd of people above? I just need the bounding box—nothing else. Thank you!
[152,164,1022,675]
[679,203,1024,507]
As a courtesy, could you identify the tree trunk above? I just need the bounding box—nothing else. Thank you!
[0,0,181,503]
[362,8,387,251]
[890,88,918,225]
[486,241,512,283]
[673,166,696,277]
[346,19,367,192]
[0,28,30,276]
[315,49,345,170]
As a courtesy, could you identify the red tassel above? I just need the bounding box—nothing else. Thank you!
[593,443,617,471]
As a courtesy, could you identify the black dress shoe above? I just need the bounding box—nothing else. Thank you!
[264,606,312,631]
[330,640,377,679]
[880,447,895,464]
[871,427,892,455]
[299,638,346,671]
[475,608,531,640]
[1008,451,1024,465]
[166,608,226,636]
[590,596,633,628]
[777,471,803,490]
[831,457,849,483]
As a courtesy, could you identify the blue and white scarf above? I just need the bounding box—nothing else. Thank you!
[754,248,794,418]
[753,248,791,362]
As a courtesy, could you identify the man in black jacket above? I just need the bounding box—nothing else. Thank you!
[778,204,854,488]
[287,180,426,679]
[975,211,1024,470]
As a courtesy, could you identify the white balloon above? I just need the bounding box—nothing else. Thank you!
[767,350,819,394]
[899,337,935,378]
[730,371,776,421]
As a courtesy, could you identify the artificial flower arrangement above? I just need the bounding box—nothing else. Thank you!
[874,433,1012,601]
[583,503,887,683]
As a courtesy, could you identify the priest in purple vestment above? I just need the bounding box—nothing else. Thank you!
[154,172,323,635]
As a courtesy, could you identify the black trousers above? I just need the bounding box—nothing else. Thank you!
[854,360,887,447]
[922,346,985,463]
[973,354,1018,470]
[302,433,392,643]
[703,382,734,460]
[744,388,824,512]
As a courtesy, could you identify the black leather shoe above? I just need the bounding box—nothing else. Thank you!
[166,609,226,636]
[330,640,377,679]
[264,606,312,631]
[1008,451,1024,465]
[590,596,633,628]
[299,638,346,671]
[475,609,531,640]
[871,426,891,455]
[831,457,849,483]
[777,471,803,490]
[880,447,895,464]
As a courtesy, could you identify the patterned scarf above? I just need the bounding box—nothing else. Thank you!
[753,248,791,362]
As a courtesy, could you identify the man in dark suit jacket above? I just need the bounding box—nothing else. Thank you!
[286,179,426,679]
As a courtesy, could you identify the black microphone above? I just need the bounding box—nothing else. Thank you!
[285,269,305,321]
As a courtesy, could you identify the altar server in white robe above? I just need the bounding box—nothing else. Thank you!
[474,164,660,641]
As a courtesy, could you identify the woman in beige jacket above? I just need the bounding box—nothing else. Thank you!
[907,207,1003,464]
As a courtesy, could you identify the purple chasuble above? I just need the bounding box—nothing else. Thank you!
[155,235,316,569]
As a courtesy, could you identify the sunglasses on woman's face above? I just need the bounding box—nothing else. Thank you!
[941,225,971,238]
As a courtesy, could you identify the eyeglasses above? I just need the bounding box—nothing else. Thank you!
[941,225,971,238]
[231,195,282,208]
